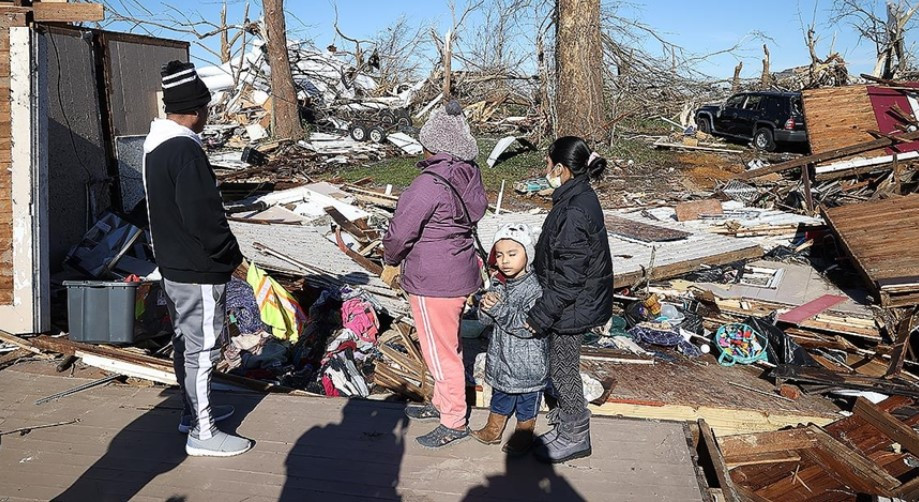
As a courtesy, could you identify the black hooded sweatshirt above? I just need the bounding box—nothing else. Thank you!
[143,119,242,284]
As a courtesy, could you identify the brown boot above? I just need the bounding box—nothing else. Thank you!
[471,412,508,445]
[502,418,536,456]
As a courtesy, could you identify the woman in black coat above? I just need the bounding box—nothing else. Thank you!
[526,136,613,463]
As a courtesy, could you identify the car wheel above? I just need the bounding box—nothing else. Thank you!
[369,126,387,144]
[697,117,712,134]
[754,128,776,152]
[350,124,368,142]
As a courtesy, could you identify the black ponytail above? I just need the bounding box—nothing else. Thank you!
[548,136,607,181]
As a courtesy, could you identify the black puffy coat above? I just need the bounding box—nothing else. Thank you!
[527,175,613,335]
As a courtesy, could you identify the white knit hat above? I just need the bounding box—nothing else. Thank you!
[488,223,540,270]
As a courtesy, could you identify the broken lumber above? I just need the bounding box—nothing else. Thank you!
[804,424,900,495]
[738,128,919,180]
[772,364,919,398]
[719,427,817,466]
[698,419,741,502]
[853,396,919,455]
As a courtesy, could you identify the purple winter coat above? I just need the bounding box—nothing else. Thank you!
[383,153,488,298]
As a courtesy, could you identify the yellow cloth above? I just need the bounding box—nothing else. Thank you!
[246,264,307,343]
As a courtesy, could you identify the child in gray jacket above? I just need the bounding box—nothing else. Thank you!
[473,223,548,455]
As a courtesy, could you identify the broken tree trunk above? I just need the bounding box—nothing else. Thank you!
[555,0,605,141]
[731,61,743,92]
[442,29,453,99]
[263,0,303,140]
[761,44,771,87]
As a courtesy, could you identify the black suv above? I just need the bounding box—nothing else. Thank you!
[695,91,807,151]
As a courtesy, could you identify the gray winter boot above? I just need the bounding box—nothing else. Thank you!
[534,409,591,463]
[535,408,561,446]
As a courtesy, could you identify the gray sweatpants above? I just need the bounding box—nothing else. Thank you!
[163,279,228,440]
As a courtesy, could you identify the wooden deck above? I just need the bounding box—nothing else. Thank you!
[823,195,919,307]
[0,368,705,501]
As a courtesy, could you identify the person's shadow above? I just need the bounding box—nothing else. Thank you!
[53,387,264,501]
[279,398,409,500]
[462,443,587,502]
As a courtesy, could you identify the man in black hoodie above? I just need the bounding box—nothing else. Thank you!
[143,60,252,457]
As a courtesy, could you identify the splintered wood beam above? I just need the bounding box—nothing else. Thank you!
[738,128,919,180]
[854,396,919,455]
[698,419,740,502]
[886,310,916,378]
[719,428,817,462]
[805,425,900,495]
[867,129,914,144]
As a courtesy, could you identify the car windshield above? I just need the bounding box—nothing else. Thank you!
[725,95,745,108]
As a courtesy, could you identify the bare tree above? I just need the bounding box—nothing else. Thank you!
[834,0,919,79]
[264,0,303,139]
[556,0,605,141]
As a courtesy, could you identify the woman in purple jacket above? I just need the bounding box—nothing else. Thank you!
[382,100,488,449]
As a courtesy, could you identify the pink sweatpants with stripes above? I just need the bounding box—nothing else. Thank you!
[409,294,468,430]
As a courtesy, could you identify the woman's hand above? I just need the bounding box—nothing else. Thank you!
[481,292,501,311]
[524,322,536,334]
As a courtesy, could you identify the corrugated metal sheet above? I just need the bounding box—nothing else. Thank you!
[479,211,763,288]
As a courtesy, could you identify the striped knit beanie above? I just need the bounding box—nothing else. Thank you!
[161,60,211,114]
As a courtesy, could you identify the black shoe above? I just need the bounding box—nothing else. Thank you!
[416,425,470,449]
[405,403,440,422]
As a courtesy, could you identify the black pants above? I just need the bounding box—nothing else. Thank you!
[549,332,586,418]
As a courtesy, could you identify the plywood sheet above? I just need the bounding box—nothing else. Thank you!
[802,85,880,158]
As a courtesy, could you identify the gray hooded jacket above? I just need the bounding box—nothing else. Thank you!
[477,271,548,394]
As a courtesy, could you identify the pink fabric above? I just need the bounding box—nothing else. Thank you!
[341,298,380,343]
[409,294,468,429]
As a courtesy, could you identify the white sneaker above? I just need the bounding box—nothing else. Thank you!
[185,430,253,457]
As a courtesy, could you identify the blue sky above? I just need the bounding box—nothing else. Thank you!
[105,0,883,78]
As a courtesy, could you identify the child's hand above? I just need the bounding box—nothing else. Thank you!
[481,292,502,311]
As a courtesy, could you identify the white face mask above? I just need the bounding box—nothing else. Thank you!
[546,165,563,189]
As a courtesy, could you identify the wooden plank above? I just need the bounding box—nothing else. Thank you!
[675,199,723,222]
[853,396,919,455]
[771,364,919,398]
[896,476,919,500]
[719,428,817,461]
[724,451,801,469]
[806,425,900,495]
[325,206,370,242]
[31,2,104,22]
[698,419,740,502]
[738,128,919,180]
[885,312,915,378]
[592,401,836,437]
[605,214,691,242]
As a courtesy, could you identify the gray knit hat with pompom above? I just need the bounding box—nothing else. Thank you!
[418,100,479,161]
